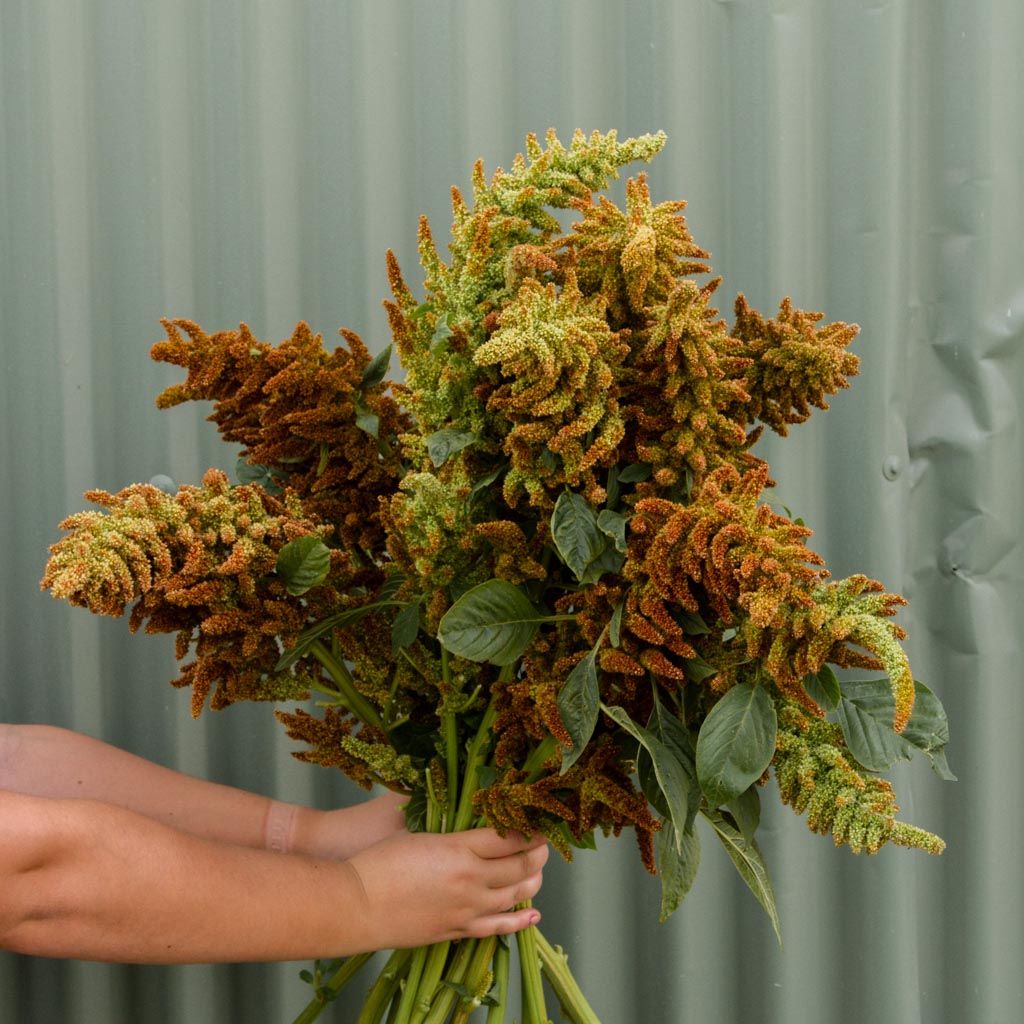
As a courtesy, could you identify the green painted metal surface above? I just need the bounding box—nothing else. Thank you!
[1,2,1021,1021]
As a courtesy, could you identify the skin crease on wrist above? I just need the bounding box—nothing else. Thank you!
[0,725,549,963]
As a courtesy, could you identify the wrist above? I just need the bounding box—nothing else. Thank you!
[263,799,300,854]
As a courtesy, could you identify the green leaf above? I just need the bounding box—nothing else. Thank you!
[657,816,701,922]
[836,678,955,778]
[432,314,453,347]
[648,694,701,832]
[551,492,606,581]
[275,598,402,671]
[617,462,652,483]
[391,601,421,655]
[361,344,392,388]
[609,597,625,648]
[696,681,777,808]
[702,808,782,944]
[437,579,544,665]
[802,665,841,712]
[355,408,379,438]
[275,535,331,597]
[835,678,916,772]
[602,703,691,851]
[557,644,601,772]
[682,653,719,684]
[235,458,283,495]
[596,509,629,554]
[676,609,712,635]
[578,543,625,585]
[426,429,478,468]
[726,785,761,844]
[899,681,957,780]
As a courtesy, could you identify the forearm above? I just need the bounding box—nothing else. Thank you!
[0,724,311,852]
[0,791,375,964]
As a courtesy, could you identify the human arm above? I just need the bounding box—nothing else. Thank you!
[0,723,404,859]
[0,789,547,964]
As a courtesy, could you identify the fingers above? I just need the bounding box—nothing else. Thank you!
[469,905,542,939]
[462,827,545,858]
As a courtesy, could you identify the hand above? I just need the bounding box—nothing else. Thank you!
[295,790,408,860]
[344,828,549,951]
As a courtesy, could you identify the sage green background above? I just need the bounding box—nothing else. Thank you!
[1,1,1021,1021]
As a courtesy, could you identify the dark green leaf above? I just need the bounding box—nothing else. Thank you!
[579,543,625,584]
[355,409,379,438]
[696,681,777,808]
[802,665,841,712]
[602,703,691,851]
[899,681,956,780]
[702,808,781,944]
[378,572,406,602]
[426,429,478,468]
[835,678,916,772]
[551,492,606,581]
[836,678,954,777]
[648,695,700,832]
[609,597,625,648]
[315,441,330,477]
[726,785,761,844]
[403,789,428,833]
[437,579,544,665]
[299,970,314,985]
[557,644,601,772]
[676,609,712,636]
[617,462,652,483]
[657,816,701,922]
[391,601,421,655]
[235,458,283,495]
[469,463,506,502]
[682,654,719,684]
[596,509,628,554]
[361,344,392,388]
[275,535,331,596]
[605,464,621,510]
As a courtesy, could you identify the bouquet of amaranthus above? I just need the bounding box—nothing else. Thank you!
[42,130,952,1023]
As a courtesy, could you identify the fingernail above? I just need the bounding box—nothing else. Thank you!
[529,910,541,925]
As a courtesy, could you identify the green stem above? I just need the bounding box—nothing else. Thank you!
[522,735,558,784]
[452,699,498,832]
[290,953,375,1024]
[484,939,510,1024]
[392,945,430,1023]
[309,640,385,731]
[449,936,498,1024]
[441,646,459,826]
[356,949,414,1024]
[407,941,452,1024]
[515,918,549,1024]
[535,930,601,1024]
[420,937,480,1024]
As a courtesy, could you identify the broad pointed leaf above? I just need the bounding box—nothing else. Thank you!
[437,579,543,665]
[551,492,606,581]
[602,703,691,851]
[361,344,392,387]
[275,536,331,597]
[657,817,701,922]
[557,643,601,772]
[702,808,782,944]
[426,429,478,468]
[696,681,777,808]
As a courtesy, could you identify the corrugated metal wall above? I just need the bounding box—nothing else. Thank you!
[1,1,1021,1021]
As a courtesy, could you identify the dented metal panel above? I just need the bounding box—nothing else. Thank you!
[1,1,1021,1021]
